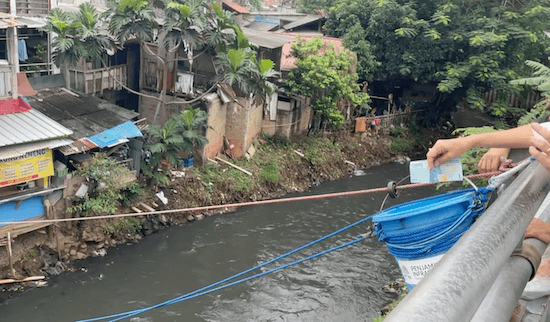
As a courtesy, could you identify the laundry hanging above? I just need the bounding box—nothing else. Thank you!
[18,39,28,62]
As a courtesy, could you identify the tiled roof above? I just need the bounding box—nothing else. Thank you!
[222,1,250,14]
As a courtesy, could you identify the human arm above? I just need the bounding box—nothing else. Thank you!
[477,148,511,173]
[427,124,535,169]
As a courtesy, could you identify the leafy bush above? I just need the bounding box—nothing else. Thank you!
[390,137,413,152]
[67,154,139,215]
[102,217,143,235]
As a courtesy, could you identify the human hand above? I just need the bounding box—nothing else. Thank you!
[529,123,550,171]
[477,148,511,173]
[526,218,550,244]
[427,137,475,169]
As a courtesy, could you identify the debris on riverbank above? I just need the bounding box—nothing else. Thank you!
[0,129,410,295]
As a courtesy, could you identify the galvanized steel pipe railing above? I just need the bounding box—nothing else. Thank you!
[470,191,550,322]
[385,162,550,322]
[469,238,549,322]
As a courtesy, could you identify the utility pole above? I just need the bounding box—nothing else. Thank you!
[7,0,18,99]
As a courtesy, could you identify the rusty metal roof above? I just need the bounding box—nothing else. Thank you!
[222,1,250,14]
[0,103,74,147]
[27,88,139,140]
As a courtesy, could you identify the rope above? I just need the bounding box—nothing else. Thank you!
[76,218,371,322]
[75,169,513,321]
[0,171,503,226]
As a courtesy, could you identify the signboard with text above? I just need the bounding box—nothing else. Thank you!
[0,150,54,187]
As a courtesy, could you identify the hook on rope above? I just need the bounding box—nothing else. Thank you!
[387,181,399,199]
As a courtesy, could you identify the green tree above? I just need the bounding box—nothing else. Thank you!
[321,0,550,119]
[47,0,278,125]
[285,37,369,128]
[513,61,550,125]
[42,4,115,88]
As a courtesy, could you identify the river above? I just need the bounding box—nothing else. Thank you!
[0,163,448,322]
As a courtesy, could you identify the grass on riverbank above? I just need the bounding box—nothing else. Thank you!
[189,135,348,195]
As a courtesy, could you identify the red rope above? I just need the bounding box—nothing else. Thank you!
[0,171,502,225]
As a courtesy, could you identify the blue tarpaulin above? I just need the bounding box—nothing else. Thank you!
[0,196,45,227]
[87,121,143,148]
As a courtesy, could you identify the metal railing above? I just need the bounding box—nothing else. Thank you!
[68,64,128,94]
[385,161,550,322]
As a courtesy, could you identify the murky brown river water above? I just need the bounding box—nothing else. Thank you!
[0,163,447,322]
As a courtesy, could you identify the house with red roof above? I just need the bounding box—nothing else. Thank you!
[221,1,251,26]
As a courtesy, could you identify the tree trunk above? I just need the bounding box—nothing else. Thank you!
[62,61,70,89]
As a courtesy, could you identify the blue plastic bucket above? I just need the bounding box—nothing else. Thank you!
[373,188,487,289]
[183,157,194,167]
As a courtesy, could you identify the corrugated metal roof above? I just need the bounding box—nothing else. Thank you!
[282,14,323,30]
[222,1,250,14]
[0,107,74,148]
[242,28,292,49]
[27,88,139,140]
[0,138,73,163]
[246,21,280,31]
[57,138,98,156]
[87,121,143,148]
[0,97,31,115]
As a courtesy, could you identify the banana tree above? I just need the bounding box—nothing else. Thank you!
[142,116,185,184]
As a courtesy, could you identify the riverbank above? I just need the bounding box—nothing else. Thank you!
[0,128,415,294]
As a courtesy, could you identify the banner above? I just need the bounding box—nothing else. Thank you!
[0,150,54,187]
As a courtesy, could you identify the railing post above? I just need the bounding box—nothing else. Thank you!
[385,162,550,322]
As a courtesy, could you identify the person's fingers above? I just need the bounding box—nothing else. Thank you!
[426,146,442,169]
[529,146,550,170]
[532,137,550,154]
[488,157,498,172]
[532,123,550,141]
[477,158,486,173]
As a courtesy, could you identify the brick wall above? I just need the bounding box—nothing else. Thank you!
[260,104,313,139]
[202,94,227,161]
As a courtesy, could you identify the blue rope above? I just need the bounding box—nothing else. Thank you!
[375,187,493,260]
[106,236,364,322]
[75,215,373,322]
